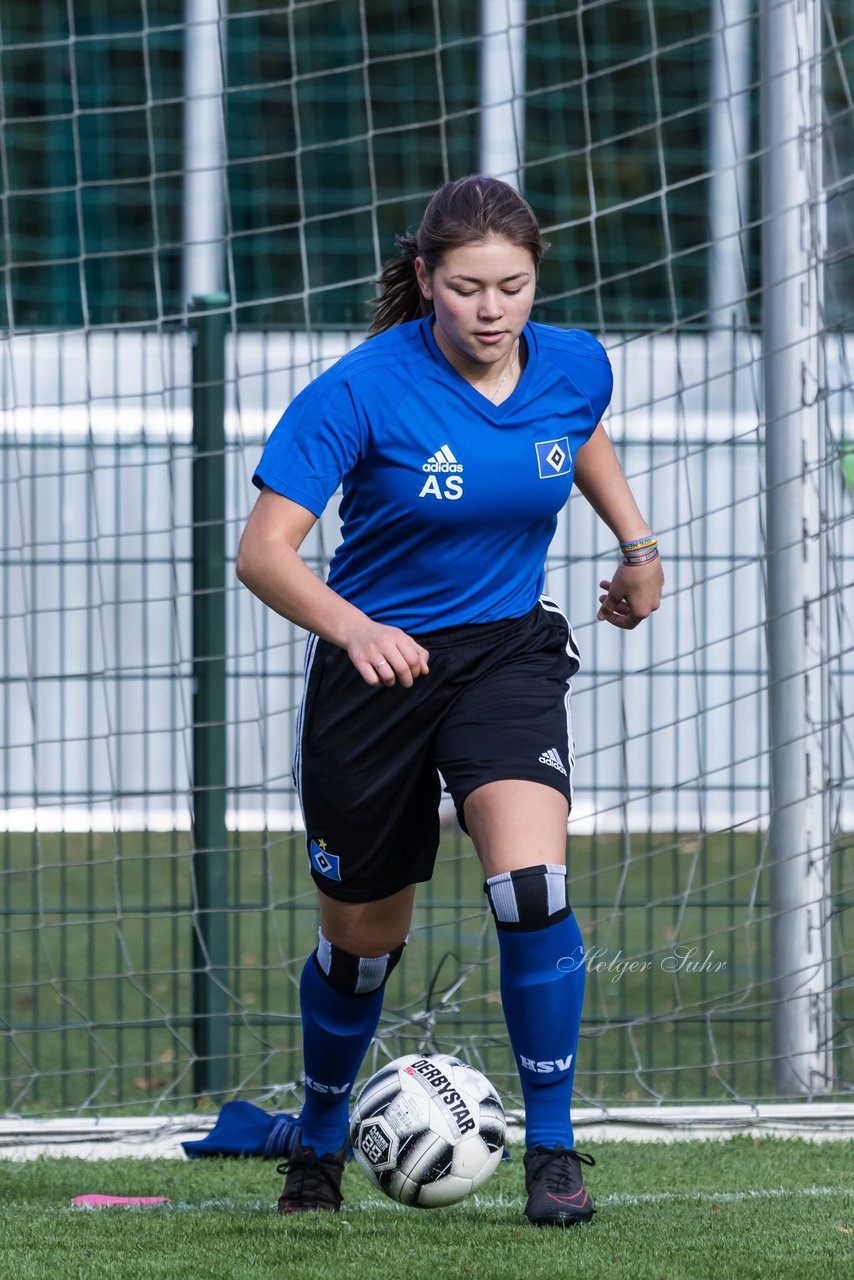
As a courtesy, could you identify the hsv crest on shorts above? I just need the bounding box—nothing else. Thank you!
[309,837,342,880]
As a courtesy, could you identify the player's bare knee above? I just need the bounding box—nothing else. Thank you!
[318,887,413,957]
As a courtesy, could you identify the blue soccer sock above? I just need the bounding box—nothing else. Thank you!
[485,865,586,1150]
[298,930,404,1156]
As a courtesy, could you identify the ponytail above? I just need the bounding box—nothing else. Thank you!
[368,233,430,337]
[367,176,545,338]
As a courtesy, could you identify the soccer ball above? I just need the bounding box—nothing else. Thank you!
[349,1053,506,1208]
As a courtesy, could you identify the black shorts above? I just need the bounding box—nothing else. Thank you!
[294,596,580,903]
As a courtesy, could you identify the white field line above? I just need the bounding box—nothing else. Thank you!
[599,1185,853,1209]
[360,1185,854,1213]
[58,1186,852,1214]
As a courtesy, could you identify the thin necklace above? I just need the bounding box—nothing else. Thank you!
[487,341,519,402]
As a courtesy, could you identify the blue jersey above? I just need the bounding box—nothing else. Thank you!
[252,315,612,631]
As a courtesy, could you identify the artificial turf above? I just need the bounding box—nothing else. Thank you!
[2,1138,853,1280]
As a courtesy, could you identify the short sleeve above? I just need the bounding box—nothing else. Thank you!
[566,330,613,429]
[251,374,364,517]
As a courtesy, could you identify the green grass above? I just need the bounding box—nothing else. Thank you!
[2,1140,853,1279]
[3,829,853,1113]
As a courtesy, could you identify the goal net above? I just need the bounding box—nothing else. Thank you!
[1,0,852,1123]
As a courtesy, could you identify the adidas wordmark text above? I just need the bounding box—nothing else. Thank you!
[539,747,567,776]
[421,444,463,473]
[419,444,464,500]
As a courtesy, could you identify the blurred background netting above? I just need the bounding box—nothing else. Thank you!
[4,0,849,329]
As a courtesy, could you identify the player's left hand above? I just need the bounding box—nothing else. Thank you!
[597,557,664,629]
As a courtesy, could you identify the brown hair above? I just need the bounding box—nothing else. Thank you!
[368,175,546,336]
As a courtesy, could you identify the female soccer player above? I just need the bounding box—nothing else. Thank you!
[237,176,663,1227]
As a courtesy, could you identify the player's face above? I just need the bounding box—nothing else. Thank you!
[415,237,537,373]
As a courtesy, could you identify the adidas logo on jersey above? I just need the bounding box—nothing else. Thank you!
[419,444,464,500]
[539,747,567,776]
[422,444,463,473]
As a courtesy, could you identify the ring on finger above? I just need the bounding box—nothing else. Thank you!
[375,659,389,668]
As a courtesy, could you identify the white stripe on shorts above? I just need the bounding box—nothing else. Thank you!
[539,595,577,808]
[293,633,320,820]
[316,926,332,976]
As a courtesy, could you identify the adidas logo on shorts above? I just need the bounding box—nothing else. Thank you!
[422,444,463,473]
[539,747,567,776]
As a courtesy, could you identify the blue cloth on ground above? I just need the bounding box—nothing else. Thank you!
[181,1101,301,1160]
[181,1096,510,1163]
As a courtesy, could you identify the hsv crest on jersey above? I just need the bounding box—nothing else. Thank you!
[535,436,573,478]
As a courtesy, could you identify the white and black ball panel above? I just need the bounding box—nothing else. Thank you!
[382,1089,429,1137]
[479,1123,506,1155]
[445,1059,491,1096]
[361,1127,437,1205]
[415,1173,475,1208]
[352,1068,401,1118]
[478,1094,507,1153]
[358,1063,399,1094]
[480,1089,503,1112]
[451,1137,496,1181]
[390,1131,450,1206]
[403,1135,454,1185]
[349,1053,506,1208]
[395,1128,444,1176]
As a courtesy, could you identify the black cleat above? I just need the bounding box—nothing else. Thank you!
[276,1142,346,1214]
[523,1144,596,1227]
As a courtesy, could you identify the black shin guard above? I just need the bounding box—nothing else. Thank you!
[313,929,406,995]
[484,864,571,932]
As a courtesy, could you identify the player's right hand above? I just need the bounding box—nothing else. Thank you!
[345,622,430,688]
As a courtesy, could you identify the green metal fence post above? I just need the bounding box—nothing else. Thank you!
[190,292,230,1099]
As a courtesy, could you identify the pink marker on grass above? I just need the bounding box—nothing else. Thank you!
[72,1195,172,1208]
